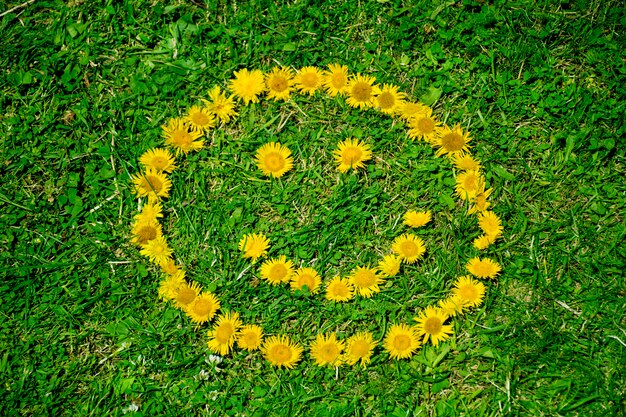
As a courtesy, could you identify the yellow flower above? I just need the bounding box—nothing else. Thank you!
[158,270,186,301]
[255,142,294,178]
[478,211,503,239]
[468,187,493,215]
[377,254,402,277]
[130,218,162,246]
[348,266,383,298]
[413,306,453,347]
[132,168,172,202]
[162,118,204,155]
[237,325,264,351]
[407,107,441,143]
[434,124,472,158]
[398,101,430,121]
[259,255,294,285]
[294,66,323,95]
[391,233,426,264]
[139,148,177,173]
[452,275,486,308]
[172,280,202,309]
[325,276,354,302]
[473,234,496,250]
[185,292,221,324]
[207,311,242,355]
[202,85,238,123]
[343,332,377,367]
[265,67,294,101]
[310,333,344,367]
[437,296,466,318]
[140,235,173,265]
[184,105,216,132]
[290,267,322,294]
[383,324,421,359]
[238,233,270,262]
[159,258,180,275]
[455,170,485,202]
[228,68,265,105]
[333,138,372,173]
[403,210,432,228]
[451,153,481,171]
[322,63,350,96]
[466,257,502,279]
[262,335,303,369]
[346,73,381,108]
[374,84,405,115]
[134,201,163,223]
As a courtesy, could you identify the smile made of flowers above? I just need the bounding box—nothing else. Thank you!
[130,64,504,369]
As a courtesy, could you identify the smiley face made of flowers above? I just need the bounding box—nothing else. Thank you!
[130,64,504,369]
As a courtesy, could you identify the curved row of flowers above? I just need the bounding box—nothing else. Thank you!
[129,64,504,369]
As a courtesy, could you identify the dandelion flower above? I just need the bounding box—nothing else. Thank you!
[159,258,180,275]
[202,85,238,123]
[325,276,354,302]
[391,233,426,264]
[132,168,172,201]
[310,333,344,367]
[399,101,430,121]
[173,280,202,309]
[238,233,270,262]
[333,138,372,173]
[158,270,186,300]
[139,148,177,173]
[185,292,221,324]
[262,335,303,369]
[473,234,496,250]
[162,118,204,155]
[323,63,349,96]
[207,311,242,355]
[228,68,265,105]
[374,84,405,115]
[466,257,502,279]
[414,307,453,347]
[259,255,294,285]
[349,266,383,298]
[403,210,432,228]
[468,187,493,215]
[346,73,380,109]
[134,201,163,222]
[383,323,421,359]
[452,153,481,171]
[130,218,162,246]
[140,235,173,265]
[255,142,294,178]
[452,276,486,308]
[265,67,294,101]
[290,267,322,294]
[294,66,323,95]
[377,254,402,278]
[184,105,216,132]
[435,124,471,158]
[437,296,466,318]
[455,170,485,201]
[343,331,377,367]
[407,107,441,143]
[478,211,503,239]
[237,325,264,351]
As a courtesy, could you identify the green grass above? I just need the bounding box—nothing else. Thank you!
[1,0,625,416]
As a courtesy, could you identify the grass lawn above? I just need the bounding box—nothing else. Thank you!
[1,0,624,416]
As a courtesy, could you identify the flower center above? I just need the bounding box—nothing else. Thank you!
[377,92,395,109]
[424,317,443,335]
[459,285,478,301]
[441,132,465,151]
[172,130,192,147]
[137,225,157,244]
[151,156,168,170]
[142,175,163,193]
[269,77,288,92]
[301,73,318,88]
[271,345,292,362]
[331,73,347,89]
[264,152,285,171]
[393,335,411,350]
[321,344,339,361]
[352,270,376,288]
[176,287,196,306]
[193,299,212,316]
[351,82,372,101]
[216,323,235,343]
[296,274,315,290]
[331,282,349,297]
[269,264,288,281]
[341,147,362,165]
[400,241,418,256]
[351,340,369,357]
[192,111,210,126]
[417,117,435,133]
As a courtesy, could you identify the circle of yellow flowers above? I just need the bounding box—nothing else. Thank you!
[130,64,504,370]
